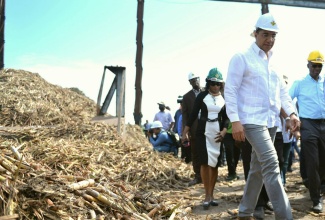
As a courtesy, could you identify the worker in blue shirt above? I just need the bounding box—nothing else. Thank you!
[148,120,177,156]
[289,50,325,213]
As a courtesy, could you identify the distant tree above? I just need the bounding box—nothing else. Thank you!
[69,87,85,96]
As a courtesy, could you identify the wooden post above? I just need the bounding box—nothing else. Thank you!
[0,0,5,69]
[134,0,144,126]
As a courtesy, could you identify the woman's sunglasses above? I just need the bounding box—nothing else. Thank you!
[210,82,222,86]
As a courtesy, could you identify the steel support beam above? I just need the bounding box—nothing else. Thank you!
[209,0,325,9]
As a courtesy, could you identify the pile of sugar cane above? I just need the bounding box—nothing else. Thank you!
[0,69,196,219]
[0,69,97,126]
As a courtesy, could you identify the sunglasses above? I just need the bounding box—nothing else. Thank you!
[210,82,222,86]
[312,64,323,68]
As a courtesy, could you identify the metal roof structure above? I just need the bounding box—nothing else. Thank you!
[209,0,325,9]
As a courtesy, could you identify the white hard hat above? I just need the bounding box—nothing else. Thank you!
[151,121,163,129]
[255,13,279,32]
[188,72,199,81]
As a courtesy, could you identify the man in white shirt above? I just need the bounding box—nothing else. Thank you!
[225,13,300,220]
[153,102,174,131]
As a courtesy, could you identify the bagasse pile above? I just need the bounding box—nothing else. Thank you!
[0,69,97,126]
[0,69,195,219]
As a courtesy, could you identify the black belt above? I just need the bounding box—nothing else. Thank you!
[201,117,218,122]
[301,118,325,123]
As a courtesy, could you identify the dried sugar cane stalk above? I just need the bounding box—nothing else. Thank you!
[91,201,105,215]
[0,174,6,182]
[126,199,137,212]
[86,189,116,206]
[140,213,152,220]
[80,192,98,203]
[86,189,131,213]
[10,146,22,160]
[117,189,138,213]
[96,215,105,220]
[58,175,85,181]
[0,214,20,220]
[148,197,158,204]
[79,198,102,214]
[147,204,164,218]
[89,209,96,219]
[136,201,145,208]
[168,210,177,220]
[4,156,30,170]
[96,185,119,199]
[113,183,127,192]
[97,151,104,162]
[159,171,169,179]
[0,155,17,173]
[308,211,319,217]
[15,143,25,151]
[132,213,148,220]
[69,179,95,190]
[0,165,6,172]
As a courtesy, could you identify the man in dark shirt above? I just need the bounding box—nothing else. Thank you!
[182,72,203,186]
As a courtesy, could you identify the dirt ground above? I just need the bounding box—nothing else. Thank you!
[187,160,325,220]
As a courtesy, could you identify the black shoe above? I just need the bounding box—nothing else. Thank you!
[210,200,219,206]
[203,201,210,210]
[287,167,293,172]
[226,174,240,181]
[311,202,323,213]
[264,201,274,211]
[188,178,202,186]
[253,206,265,220]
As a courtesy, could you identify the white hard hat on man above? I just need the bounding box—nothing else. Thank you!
[255,13,279,32]
[188,72,199,81]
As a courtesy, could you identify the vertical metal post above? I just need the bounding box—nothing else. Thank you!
[261,3,269,14]
[0,0,5,69]
[117,69,125,134]
[116,68,125,117]
[134,0,144,125]
[97,66,107,114]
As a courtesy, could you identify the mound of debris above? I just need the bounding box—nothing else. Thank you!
[0,69,97,126]
[0,69,195,219]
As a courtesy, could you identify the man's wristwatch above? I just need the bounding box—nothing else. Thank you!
[289,112,297,117]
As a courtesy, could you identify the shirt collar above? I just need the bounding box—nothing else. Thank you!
[193,89,200,94]
[307,73,323,82]
[252,43,273,59]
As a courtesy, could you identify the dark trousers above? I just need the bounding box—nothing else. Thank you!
[223,133,241,175]
[300,118,325,205]
[274,132,284,171]
[241,139,269,207]
[274,132,291,185]
[181,140,192,163]
[299,142,307,179]
[191,138,201,180]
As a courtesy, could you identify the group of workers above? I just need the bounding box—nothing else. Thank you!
[143,12,325,220]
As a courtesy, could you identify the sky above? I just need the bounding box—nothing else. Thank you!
[6,1,325,125]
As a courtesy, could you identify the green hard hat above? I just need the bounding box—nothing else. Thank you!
[206,68,223,82]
